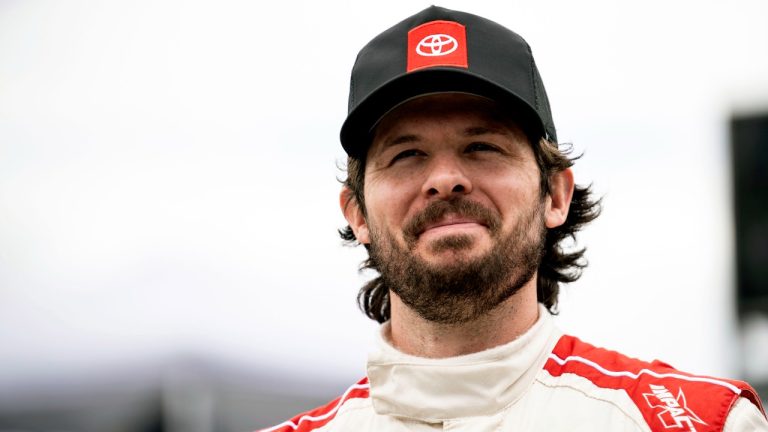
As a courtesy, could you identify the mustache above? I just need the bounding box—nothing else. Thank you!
[403,198,502,243]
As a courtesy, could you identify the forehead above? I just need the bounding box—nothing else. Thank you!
[370,93,527,151]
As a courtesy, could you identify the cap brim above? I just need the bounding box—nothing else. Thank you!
[339,68,547,159]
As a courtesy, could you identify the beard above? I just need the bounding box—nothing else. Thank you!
[368,197,546,324]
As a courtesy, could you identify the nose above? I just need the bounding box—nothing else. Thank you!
[422,155,473,199]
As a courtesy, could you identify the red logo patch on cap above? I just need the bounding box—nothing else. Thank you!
[407,20,468,72]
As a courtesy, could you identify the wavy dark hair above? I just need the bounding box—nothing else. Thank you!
[339,138,601,323]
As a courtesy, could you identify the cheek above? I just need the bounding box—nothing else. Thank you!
[481,172,541,219]
[365,174,421,223]
[482,170,535,197]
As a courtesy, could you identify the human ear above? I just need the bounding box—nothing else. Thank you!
[544,168,575,229]
[340,186,370,244]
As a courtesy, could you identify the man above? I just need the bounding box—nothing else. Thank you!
[262,6,766,432]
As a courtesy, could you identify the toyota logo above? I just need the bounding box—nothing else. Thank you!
[416,34,458,57]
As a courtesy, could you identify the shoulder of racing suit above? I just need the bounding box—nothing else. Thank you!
[257,377,370,432]
[544,334,766,432]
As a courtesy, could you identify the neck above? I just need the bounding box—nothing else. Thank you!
[387,280,540,358]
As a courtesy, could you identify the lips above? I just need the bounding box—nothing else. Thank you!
[419,215,488,236]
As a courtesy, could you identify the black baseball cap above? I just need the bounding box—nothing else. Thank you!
[340,5,557,159]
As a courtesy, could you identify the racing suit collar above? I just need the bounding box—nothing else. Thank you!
[366,303,561,422]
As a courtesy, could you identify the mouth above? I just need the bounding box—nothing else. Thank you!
[418,215,488,237]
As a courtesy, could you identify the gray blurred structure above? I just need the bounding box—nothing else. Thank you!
[0,355,343,432]
[731,111,768,403]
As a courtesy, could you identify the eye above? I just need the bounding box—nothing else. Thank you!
[465,142,501,153]
[390,148,424,164]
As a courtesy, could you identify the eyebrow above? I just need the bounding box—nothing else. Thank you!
[389,134,421,146]
[463,125,512,137]
[373,134,421,154]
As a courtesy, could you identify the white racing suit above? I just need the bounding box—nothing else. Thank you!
[261,306,767,431]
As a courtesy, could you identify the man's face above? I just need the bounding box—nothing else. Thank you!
[346,93,549,323]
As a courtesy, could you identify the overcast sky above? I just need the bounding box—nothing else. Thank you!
[1,0,767,392]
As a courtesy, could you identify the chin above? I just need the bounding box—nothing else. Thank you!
[424,233,489,253]
[421,239,493,264]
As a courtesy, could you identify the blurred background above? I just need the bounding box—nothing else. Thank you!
[0,0,766,431]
